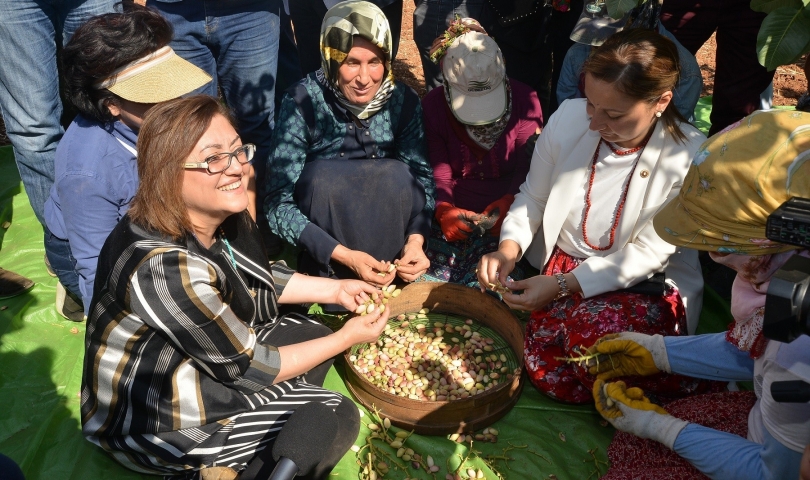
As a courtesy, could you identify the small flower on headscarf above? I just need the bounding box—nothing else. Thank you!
[697,174,715,196]
[692,146,710,166]
[429,16,488,64]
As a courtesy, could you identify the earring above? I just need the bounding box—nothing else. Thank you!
[655,111,662,118]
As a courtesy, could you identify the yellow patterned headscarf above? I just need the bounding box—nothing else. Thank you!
[318,0,395,119]
[654,109,810,254]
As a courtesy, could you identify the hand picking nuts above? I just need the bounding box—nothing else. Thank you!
[486,281,510,294]
[357,288,401,316]
[376,262,398,277]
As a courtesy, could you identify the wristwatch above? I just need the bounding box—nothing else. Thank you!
[554,273,570,300]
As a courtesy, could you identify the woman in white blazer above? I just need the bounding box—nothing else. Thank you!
[478,29,711,404]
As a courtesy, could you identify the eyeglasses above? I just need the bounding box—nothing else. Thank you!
[184,143,256,174]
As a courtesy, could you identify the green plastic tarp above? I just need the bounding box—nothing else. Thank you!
[0,98,732,480]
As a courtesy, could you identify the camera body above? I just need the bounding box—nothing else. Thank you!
[763,197,810,344]
[762,197,810,402]
[763,255,810,343]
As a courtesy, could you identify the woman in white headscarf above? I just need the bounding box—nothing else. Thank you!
[265,0,435,295]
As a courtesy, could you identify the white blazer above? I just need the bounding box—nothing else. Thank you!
[501,99,706,333]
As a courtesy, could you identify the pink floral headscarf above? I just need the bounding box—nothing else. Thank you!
[709,250,810,358]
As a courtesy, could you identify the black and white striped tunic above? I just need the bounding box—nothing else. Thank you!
[81,213,345,477]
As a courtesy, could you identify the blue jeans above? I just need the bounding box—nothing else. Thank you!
[412,0,485,91]
[275,7,302,113]
[0,0,114,226]
[44,227,81,300]
[150,0,281,208]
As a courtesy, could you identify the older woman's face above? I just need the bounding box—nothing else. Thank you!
[337,36,385,105]
[583,73,672,148]
[182,114,248,229]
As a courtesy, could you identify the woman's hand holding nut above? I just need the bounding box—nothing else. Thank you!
[477,251,515,293]
[340,248,394,286]
[395,235,429,282]
[500,275,558,311]
[333,279,380,312]
[341,305,389,346]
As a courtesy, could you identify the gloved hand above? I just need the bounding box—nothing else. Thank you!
[593,379,688,450]
[435,202,476,242]
[480,194,514,237]
[586,332,670,380]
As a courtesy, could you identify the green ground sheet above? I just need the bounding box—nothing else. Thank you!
[0,99,732,479]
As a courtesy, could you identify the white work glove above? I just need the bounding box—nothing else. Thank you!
[593,379,688,450]
[587,332,671,380]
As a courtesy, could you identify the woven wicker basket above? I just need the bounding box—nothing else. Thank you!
[343,281,524,435]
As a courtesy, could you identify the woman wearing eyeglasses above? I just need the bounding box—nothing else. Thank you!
[81,95,388,479]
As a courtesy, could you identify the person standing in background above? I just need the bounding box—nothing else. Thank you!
[0,0,113,231]
[482,0,583,118]
[659,0,774,135]
[147,0,285,254]
[412,0,486,91]
[557,0,701,122]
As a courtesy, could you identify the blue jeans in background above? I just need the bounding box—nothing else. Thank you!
[150,0,282,211]
[0,0,114,226]
[44,228,81,300]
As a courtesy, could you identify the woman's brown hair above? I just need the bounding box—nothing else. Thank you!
[584,28,687,143]
[128,95,233,239]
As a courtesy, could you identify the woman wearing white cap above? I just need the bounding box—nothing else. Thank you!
[418,19,543,287]
[478,28,711,404]
[42,4,212,321]
[265,1,435,292]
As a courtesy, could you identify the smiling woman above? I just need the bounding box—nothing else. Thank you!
[181,115,252,247]
[81,95,391,478]
[477,28,714,404]
[265,0,435,295]
[337,36,386,105]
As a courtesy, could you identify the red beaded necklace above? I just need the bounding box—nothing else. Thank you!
[581,132,652,251]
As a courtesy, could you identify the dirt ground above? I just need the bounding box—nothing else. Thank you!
[693,32,808,106]
[0,4,806,147]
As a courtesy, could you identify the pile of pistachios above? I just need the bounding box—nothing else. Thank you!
[349,310,517,402]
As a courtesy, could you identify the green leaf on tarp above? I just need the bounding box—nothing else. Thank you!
[307,302,324,315]
[606,0,642,19]
[751,0,802,14]
[757,5,810,70]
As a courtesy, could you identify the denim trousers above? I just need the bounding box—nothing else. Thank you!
[412,0,485,91]
[150,0,282,209]
[0,0,114,226]
[44,227,81,300]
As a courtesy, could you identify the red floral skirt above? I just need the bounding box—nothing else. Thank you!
[603,391,757,480]
[525,247,722,404]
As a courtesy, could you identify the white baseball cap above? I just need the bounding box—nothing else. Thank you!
[441,32,507,126]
